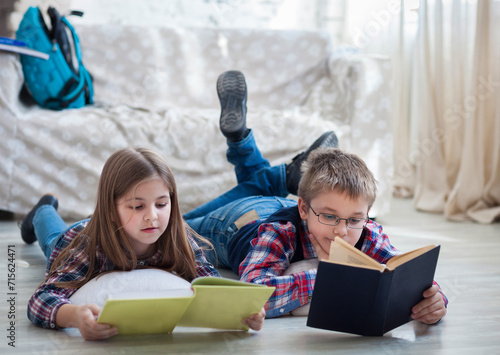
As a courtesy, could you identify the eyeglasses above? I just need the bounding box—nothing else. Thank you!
[308,205,367,229]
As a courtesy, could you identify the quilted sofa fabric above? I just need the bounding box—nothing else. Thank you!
[0,25,392,219]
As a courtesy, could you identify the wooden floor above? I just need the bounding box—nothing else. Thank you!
[1,197,499,354]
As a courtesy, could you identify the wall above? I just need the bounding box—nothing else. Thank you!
[9,0,347,46]
[0,0,15,36]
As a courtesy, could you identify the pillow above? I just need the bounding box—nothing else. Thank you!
[69,260,320,316]
[283,258,319,316]
[69,269,190,309]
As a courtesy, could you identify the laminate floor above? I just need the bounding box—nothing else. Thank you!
[1,197,499,354]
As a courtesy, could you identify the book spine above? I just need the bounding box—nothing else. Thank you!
[369,271,394,335]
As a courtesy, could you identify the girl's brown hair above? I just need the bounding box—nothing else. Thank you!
[49,147,209,288]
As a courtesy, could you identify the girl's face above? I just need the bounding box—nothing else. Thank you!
[116,176,172,258]
[298,189,369,257]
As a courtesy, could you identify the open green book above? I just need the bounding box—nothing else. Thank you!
[97,277,275,335]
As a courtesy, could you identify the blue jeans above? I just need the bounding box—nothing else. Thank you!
[33,205,86,261]
[183,130,297,268]
[33,130,298,266]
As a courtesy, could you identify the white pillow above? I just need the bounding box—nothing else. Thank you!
[69,269,190,309]
[283,258,319,316]
[69,260,319,316]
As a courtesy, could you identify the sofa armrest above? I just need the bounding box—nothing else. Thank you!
[0,53,24,112]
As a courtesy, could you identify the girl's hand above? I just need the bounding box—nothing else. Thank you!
[411,284,447,324]
[76,304,119,340]
[242,307,266,331]
[57,304,118,340]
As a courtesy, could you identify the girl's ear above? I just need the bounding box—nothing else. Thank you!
[297,197,309,220]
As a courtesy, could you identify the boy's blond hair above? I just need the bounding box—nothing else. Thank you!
[298,148,377,208]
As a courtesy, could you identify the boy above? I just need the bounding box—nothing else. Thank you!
[184,70,448,324]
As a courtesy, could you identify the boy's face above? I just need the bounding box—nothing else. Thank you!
[298,189,370,257]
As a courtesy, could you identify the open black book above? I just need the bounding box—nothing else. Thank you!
[307,238,440,336]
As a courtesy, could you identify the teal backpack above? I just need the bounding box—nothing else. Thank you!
[16,6,93,110]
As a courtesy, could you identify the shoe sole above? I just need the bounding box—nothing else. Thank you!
[286,131,339,196]
[289,131,339,165]
[307,131,339,154]
[217,71,247,136]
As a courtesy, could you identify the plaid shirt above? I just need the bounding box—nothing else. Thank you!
[28,220,220,329]
[238,219,447,318]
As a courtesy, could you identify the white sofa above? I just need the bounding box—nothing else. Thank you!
[0,24,392,220]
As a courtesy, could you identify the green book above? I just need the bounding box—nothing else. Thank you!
[97,277,275,335]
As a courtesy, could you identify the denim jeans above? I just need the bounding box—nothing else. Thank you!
[33,205,88,261]
[183,130,297,268]
[33,130,298,266]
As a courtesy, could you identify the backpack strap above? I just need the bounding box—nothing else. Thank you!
[48,6,74,72]
[44,16,93,108]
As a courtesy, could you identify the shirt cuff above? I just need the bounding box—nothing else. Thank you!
[266,299,302,318]
[48,301,71,330]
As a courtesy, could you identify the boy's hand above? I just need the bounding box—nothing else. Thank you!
[411,284,447,324]
[242,307,266,331]
[309,234,329,261]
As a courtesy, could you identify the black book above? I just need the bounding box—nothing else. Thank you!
[307,238,440,336]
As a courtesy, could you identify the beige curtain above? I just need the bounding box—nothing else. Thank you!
[410,0,500,223]
[344,0,500,223]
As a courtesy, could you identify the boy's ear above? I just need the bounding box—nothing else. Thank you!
[297,197,309,220]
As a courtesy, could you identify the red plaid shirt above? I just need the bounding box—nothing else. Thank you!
[238,219,447,318]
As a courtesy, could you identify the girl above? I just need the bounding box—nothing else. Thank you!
[21,147,265,340]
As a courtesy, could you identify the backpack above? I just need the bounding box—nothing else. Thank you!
[16,6,93,110]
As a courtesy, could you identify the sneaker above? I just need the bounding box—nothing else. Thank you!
[19,194,59,244]
[217,70,248,142]
[286,131,339,195]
